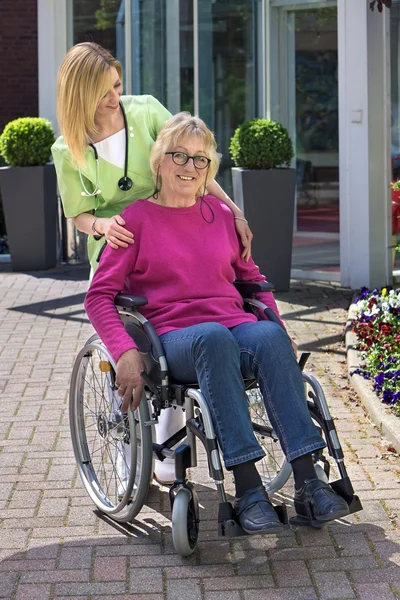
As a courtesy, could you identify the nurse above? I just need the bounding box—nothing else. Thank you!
[52,42,253,486]
[52,42,252,276]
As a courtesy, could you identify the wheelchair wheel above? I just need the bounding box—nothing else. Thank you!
[69,335,153,523]
[171,485,199,557]
[246,385,292,494]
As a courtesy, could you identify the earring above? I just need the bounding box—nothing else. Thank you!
[153,165,161,199]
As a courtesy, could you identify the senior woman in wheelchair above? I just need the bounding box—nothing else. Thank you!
[84,112,349,535]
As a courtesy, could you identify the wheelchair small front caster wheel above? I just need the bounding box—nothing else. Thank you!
[171,486,199,557]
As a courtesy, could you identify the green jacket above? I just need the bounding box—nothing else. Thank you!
[52,95,171,275]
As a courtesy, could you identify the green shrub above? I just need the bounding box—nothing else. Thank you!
[229,118,294,170]
[0,117,55,167]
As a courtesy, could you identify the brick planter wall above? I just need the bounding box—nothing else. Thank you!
[0,0,38,133]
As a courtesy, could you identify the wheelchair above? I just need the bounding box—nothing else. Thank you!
[69,281,362,556]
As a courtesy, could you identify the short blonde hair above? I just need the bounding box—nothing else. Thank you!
[150,112,220,193]
[57,42,122,166]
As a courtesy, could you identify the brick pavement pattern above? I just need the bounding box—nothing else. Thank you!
[1,265,400,600]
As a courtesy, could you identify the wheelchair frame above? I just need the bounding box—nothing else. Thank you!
[69,281,362,556]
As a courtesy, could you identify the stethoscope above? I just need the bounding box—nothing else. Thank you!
[79,101,133,197]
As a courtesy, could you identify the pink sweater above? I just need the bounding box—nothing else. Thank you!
[84,196,282,362]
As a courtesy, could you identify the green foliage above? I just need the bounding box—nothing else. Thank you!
[229,118,294,170]
[95,0,120,30]
[0,117,55,167]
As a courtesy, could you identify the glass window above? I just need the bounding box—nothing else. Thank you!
[130,0,194,114]
[71,0,126,87]
[197,0,259,193]
[270,5,339,274]
[72,0,125,79]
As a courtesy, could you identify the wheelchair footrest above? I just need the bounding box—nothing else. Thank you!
[289,477,363,529]
[218,501,288,537]
[330,477,363,515]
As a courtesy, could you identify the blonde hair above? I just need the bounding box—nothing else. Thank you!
[56,42,122,166]
[150,112,220,194]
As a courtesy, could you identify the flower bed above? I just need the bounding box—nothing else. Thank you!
[352,287,400,416]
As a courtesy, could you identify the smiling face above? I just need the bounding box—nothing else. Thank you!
[94,67,123,121]
[159,137,210,204]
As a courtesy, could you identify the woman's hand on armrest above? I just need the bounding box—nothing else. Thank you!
[116,349,146,412]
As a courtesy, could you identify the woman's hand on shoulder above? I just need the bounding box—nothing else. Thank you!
[234,216,253,262]
[98,215,135,249]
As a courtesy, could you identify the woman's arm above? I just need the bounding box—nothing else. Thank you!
[207,179,253,261]
[84,240,139,362]
[73,213,134,249]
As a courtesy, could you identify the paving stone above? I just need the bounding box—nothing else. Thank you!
[204,592,241,600]
[243,589,318,600]
[0,572,18,598]
[129,567,163,594]
[203,575,274,591]
[166,578,202,600]
[313,571,355,599]
[272,560,313,587]
[355,582,397,600]
[15,583,52,600]
[58,546,92,569]
[54,582,126,595]
[92,596,163,600]
[94,556,127,581]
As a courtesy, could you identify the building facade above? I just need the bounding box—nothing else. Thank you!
[6,0,397,288]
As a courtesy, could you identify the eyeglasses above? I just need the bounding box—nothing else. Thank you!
[165,151,211,170]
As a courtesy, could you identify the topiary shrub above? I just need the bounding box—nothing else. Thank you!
[229,118,294,170]
[0,117,55,167]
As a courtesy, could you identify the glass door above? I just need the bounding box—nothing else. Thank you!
[196,0,261,194]
[130,0,194,114]
[270,2,339,276]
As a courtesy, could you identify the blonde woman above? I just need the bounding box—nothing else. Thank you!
[52,42,252,486]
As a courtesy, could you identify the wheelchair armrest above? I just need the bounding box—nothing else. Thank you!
[114,293,148,310]
[234,280,275,297]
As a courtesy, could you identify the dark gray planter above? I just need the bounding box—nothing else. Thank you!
[232,167,296,292]
[0,164,57,271]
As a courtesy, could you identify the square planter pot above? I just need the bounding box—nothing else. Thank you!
[232,167,296,292]
[0,164,58,271]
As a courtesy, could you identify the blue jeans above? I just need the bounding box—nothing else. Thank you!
[160,321,325,468]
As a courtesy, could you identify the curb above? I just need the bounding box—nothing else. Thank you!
[346,303,400,453]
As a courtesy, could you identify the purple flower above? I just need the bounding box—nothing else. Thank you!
[383,389,394,404]
[391,392,400,405]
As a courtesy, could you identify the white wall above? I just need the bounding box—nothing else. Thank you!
[338,0,391,289]
[37,0,68,135]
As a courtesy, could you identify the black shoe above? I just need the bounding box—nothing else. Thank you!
[234,485,283,535]
[294,478,350,526]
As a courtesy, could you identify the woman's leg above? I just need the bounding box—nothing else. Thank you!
[230,320,325,462]
[230,320,349,523]
[160,322,265,468]
[161,322,283,534]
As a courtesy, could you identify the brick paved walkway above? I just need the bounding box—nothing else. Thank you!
[1,265,400,600]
